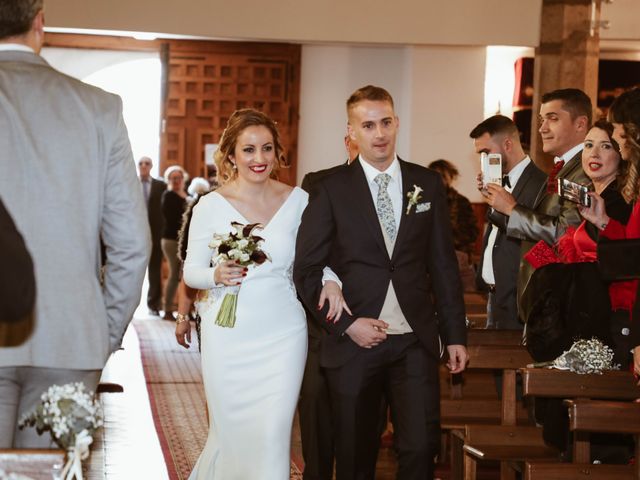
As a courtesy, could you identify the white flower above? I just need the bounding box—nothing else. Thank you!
[532,338,619,374]
[236,238,249,249]
[18,382,103,451]
[405,185,424,215]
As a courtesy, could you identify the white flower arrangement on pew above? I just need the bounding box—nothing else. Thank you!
[18,382,103,480]
[529,338,620,374]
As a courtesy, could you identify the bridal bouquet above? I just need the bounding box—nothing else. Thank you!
[18,382,103,480]
[529,338,619,374]
[209,221,270,327]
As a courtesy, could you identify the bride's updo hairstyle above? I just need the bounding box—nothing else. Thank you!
[215,108,286,185]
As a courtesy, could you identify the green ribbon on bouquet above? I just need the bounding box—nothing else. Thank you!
[215,285,241,328]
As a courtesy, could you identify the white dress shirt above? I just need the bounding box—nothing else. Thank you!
[555,143,584,165]
[358,155,403,230]
[0,43,35,53]
[481,156,531,285]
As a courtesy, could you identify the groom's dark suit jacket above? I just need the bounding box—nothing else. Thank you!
[294,158,467,368]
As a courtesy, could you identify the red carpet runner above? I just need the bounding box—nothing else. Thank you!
[133,318,304,479]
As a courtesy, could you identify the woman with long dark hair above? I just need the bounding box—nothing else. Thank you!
[581,88,640,377]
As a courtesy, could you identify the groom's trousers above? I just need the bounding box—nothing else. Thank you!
[0,366,100,448]
[325,333,440,480]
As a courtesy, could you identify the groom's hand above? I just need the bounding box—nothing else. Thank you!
[446,344,469,374]
[345,318,389,349]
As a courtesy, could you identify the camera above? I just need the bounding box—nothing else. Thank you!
[556,178,591,207]
[481,152,503,187]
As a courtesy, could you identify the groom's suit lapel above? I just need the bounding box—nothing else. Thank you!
[349,160,389,258]
[391,159,413,261]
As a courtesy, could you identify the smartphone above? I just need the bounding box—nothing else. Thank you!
[556,177,591,207]
[481,152,502,187]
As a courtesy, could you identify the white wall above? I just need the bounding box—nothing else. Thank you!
[406,46,486,202]
[46,0,542,47]
[297,45,411,181]
[601,0,640,41]
[298,44,486,202]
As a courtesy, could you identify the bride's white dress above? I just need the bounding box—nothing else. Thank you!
[183,187,309,480]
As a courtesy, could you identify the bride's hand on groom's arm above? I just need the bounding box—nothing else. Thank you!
[345,318,389,349]
[319,280,352,323]
[214,260,247,286]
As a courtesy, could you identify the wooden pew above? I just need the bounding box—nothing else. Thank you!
[448,329,524,400]
[0,449,65,479]
[444,340,535,480]
[463,368,639,480]
[520,368,638,401]
[519,369,639,480]
[524,399,640,479]
[463,292,488,328]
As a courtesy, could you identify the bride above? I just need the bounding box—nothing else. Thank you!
[182,108,347,479]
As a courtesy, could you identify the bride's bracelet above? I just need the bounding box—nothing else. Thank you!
[175,313,189,325]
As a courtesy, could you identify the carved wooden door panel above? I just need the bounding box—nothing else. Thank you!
[160,43,300,186]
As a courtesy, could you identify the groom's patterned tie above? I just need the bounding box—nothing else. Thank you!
[374,173,396,241]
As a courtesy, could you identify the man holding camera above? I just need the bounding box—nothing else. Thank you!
[480,88,591,323]
[471,115,546,330]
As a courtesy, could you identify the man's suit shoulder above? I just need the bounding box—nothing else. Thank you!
[522,161,547,185]
[37,59,125,122]
[564,151,590,184]
[302,163,346,192]
[151,177,167,189]
[403,159,446,191]
[2,52,123,116]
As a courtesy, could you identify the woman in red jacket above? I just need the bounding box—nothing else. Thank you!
[582,87,640,376]
[522,120,631,366]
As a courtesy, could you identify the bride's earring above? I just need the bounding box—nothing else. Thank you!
[231,162,237,170]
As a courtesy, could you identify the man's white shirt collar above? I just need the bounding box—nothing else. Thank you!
[358,154,403,231]
[358,154,401,186]
[555,143,584,164]
[0,43,35,53]
[504,156,530,192]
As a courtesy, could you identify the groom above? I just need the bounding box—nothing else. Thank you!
[294,85,468,479]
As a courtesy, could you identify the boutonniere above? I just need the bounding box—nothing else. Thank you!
[405,185,423,214]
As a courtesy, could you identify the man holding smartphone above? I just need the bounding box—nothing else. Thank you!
[471,115,546,330]
[480,89,591,324]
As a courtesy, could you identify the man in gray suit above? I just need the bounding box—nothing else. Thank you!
[482,88,591,324]
[0,0,150,448]
[471,115,546,330]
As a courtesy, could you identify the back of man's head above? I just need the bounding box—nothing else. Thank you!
[0,0,43,40]
[541,88,593,126]
[346,85,394,114]
[469,115,520,141]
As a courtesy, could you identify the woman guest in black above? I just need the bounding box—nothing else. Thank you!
[161,165,189,320]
